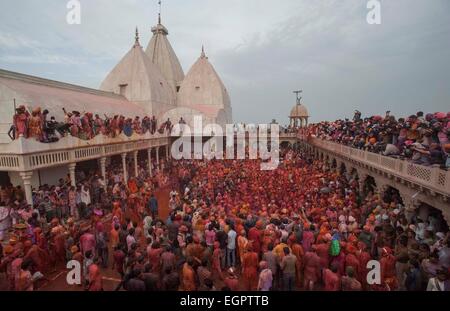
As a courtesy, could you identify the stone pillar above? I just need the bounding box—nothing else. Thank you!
[156,146,160,170]
[166,144,170,161]
[335,159,342,173]
[121,153,128,183]
[147,148,153,176]
[133,150,139,178]
[68,163,76,187]
[20,171,33,205]
[100,157,107,189]
[99,157,107,179]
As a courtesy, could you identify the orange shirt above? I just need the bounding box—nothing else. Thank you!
[110,228,119,248]
[182,263,196,291]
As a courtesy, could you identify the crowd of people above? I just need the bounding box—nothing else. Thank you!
[302,110,450,168]
[1,145,449,291]
[10,105,181,143]
[0,152,171,290]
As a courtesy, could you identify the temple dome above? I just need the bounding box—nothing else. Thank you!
[290,104,309,118]
[100,29,175,118]
[145,20,185,93]
[177,48,232,123]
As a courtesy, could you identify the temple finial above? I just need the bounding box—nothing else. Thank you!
[135,27,140,46]
[293,90,303,105]
[201,45,206,58]
[158,0,162,24]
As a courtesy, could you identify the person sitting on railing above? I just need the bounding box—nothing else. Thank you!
[41,109,50,143]
[109,115,120,138]
[69,111,82,138]
[141,116,151,134]
[11,107,171,142]
[81,112,94,140]
[28,107,43,142]
[93,114,106,136]
[12,105,29,139]
[410,143,445,167]
[44,116,60,143]
[118,115,125,135]
[307,110,449,168]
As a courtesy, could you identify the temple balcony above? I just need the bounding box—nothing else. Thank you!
[300,135,450,224]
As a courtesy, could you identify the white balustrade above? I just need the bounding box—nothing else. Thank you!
[0,132,170,172]
[305,136,449,197]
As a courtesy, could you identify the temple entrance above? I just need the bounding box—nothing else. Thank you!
[361,175,376,195]
[75,159,100,182]
[0,171,11,187]
[382,186,403,205]
[416,203,449,233]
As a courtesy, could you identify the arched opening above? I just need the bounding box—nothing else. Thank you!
[362,175,376,195]
[0,171,11,187]
[415,203,449,233]
[331,159,337,172]
[75,159,101,182]
[382,186,403,205]
[280,141,291,149]
[339,162,347,176]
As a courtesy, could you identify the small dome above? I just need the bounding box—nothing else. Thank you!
[290,104,309,118]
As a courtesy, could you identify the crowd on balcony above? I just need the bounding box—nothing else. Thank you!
[302,111,450,168]
[10,105,184,143]
[1,146,449,291]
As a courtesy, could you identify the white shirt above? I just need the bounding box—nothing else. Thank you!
[126,234,136,251]
[426,278,445,291]
[227,229,237,250]
[0,206,11,230]
[80,186,91,205]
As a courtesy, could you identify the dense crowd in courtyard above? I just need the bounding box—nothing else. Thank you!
[0,146,449,291]
[10,105,181,142]
[302,110,450,168]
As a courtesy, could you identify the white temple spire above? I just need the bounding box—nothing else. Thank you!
[146,0,185,93]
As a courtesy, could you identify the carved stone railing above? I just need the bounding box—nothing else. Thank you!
[0,132,170,172]
[305,136,450,198]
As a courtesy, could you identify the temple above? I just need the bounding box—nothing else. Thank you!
[0,9,233,199]
[100,15,232,128]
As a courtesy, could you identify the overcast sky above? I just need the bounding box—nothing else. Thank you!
[0,0,449,124]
